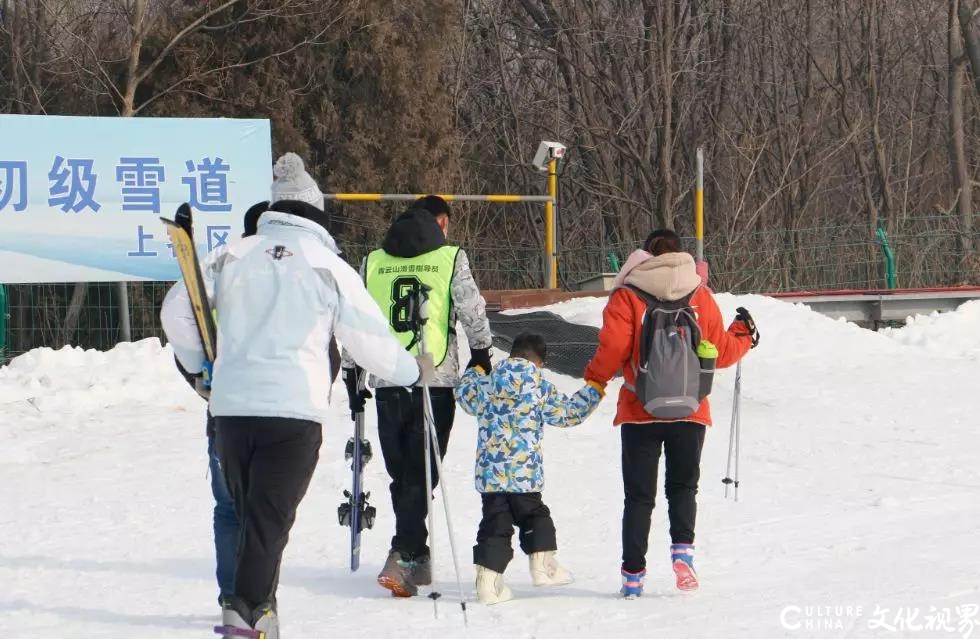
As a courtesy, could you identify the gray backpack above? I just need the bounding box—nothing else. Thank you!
[626,286,707,419]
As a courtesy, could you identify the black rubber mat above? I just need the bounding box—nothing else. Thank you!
[488,311,599,378]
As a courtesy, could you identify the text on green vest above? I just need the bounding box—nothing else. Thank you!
[366,245,460,367]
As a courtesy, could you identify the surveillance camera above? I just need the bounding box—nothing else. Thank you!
[532,141,567,171]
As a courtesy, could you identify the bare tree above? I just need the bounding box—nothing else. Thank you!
[949,0,975,273]
[8,0,980,357]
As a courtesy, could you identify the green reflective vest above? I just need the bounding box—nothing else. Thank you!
[365,246,459,366]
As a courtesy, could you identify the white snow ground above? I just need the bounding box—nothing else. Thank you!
[2,295,979,639]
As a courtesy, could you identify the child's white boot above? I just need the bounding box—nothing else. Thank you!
[475,565,513,604]
[529,551,574,586]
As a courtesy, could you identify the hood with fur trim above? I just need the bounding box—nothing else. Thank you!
[617,250,701,301]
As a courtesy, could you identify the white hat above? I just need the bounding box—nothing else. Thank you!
[271,152,323,211]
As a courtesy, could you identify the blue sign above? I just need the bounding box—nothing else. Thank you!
[0,115,272,283]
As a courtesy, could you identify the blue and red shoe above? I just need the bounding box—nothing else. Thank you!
[620,567,646,599]
[671,544,698,592]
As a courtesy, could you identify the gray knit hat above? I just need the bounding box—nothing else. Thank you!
[271,152,323,210]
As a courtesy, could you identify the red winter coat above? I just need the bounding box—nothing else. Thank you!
[583,251,752,427]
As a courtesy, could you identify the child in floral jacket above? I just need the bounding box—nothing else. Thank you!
[454,332,604,604]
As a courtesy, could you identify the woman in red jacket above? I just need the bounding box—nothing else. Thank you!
[584,229,757,597]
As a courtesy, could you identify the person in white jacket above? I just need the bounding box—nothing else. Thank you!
[161,153,432,639]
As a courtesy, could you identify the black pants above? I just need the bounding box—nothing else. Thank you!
[473,493,558,573]
[215,416,322,609]
[375,386,456,559]
[621,422,706,573]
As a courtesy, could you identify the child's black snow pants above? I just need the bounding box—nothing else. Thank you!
[473,492,558,573]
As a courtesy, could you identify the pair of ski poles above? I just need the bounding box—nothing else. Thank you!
[722,361,742,501]
[408,287,469,623]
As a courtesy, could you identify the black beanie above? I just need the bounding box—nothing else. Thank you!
[269,199,331,235]
[242,201,270,237]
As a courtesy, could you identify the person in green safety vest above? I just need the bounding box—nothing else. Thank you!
[342,195,493,597]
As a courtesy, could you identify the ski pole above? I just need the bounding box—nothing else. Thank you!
[409,288,440,618]
[421,387,468,624]
[422,375,439,618]
[723,361,741,500]
[411,287,469,624]
[734,366,741,502]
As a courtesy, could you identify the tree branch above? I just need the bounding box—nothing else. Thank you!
[133,0,245,87]
[133,8,347,115]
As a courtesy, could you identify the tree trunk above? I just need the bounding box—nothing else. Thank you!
[958,0,980,97]
[8,0,22,113]
[949,0,974,280]
[121,0,147,116]
[658,1,675,230]
[62,284,88,347]
[30,0,46,113]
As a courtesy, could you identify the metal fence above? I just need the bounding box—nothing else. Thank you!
[3,215,979,363]
[576,216,980,293]
[2,282,171,361]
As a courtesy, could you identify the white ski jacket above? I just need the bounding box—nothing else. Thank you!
[161,210,420,423]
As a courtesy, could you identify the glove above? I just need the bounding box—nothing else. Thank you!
[342,366,372,416]
[328,336,341,385]
[173,355,197,389]
[466,347,492,372]
[735,307,760,348]
[415,353,436,386]
[193,375,211,401]
[175,356,212,401]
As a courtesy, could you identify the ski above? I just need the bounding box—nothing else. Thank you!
[160,203,217,366]
[213,625,265,639]
[337,371,375,572]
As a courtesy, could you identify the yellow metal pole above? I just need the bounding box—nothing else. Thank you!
[330,193,383,201]
[545,158,558,289]
[695,148,704,263]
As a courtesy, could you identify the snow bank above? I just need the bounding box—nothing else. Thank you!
[0,338,200,413]
[881,299,980,357]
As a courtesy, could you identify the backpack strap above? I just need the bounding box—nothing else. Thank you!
[624,284,698,309]
[624,284,657,306]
